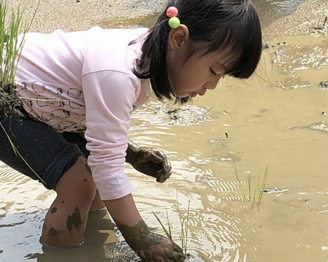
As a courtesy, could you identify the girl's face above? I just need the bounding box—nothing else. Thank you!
[167,25,229,98]
[168,51,226,98]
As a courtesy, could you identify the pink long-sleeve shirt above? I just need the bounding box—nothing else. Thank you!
[15,27,151,200]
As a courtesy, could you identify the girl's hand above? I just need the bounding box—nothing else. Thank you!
[126,141,172,183]
[105,195,184,262]
[118,220,185,262]
[140,231,185,262]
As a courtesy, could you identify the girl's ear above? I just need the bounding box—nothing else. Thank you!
[168,24,189,50]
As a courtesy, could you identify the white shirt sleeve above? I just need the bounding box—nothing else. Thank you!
[82,70,138,200]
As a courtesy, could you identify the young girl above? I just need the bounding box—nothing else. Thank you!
[0,0,262,261]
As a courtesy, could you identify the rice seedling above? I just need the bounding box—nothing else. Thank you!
[0,0,38,117]
[153,210,172,240]
[153,195,198,257]
[177,199,191,255]
[0,1,44,184]
[234,165,269,206]
[256,165,269,204]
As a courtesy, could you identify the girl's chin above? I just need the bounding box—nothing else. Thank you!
[174,91,196,99]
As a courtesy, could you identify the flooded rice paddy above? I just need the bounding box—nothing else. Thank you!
[1,0,328,261]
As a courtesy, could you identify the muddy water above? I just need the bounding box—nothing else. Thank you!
[1,0,328,261]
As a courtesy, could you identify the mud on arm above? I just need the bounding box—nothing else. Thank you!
[125,141,172,183]
[104,194,184,262]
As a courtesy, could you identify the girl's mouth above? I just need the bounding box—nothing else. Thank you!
[189,92,197,98]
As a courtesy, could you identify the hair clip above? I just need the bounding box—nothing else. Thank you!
[166,6,180,29]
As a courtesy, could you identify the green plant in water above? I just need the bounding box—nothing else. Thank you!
[0,0,38,117]
[234,165,269,206]
[153,196,197,256]
[0,1,44,184]
[153,210,172,240]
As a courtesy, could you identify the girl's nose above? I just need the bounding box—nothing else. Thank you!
[206,77,221,90]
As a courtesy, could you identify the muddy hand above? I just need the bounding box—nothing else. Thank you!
[118,220,185,262]
[141,232,185,262]
[126,141,172,182]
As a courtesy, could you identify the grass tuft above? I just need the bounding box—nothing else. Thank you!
[0,0,39,117]
[152,210,172,241]
[153,194,197,256]
[234,165,269,206]
[0,0,30,85]
[0,1,44,184]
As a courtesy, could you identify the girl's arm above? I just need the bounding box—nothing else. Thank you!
[79,134,171,183]
[104,194,185,261]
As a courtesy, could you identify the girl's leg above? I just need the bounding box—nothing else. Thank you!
[61,132,105,213]
[0,114,98,247]
[89,190,106,212]
[40,156,97,247]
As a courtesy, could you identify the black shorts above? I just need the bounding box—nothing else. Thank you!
[0,110,89,190]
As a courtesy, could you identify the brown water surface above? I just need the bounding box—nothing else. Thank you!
[1,0,328,261]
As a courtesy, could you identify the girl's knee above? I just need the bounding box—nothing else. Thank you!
[41,157,98,247]
[81,178,97,203]
[55,156,97,204]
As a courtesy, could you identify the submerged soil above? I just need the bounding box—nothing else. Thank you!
[1,0,328,261]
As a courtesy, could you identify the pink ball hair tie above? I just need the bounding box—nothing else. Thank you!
[166,6,180,29]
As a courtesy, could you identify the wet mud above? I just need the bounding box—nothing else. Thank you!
[66,207,82,231]
[0,83,23,118]
[1,0,328,261]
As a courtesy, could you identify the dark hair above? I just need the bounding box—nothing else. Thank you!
[133,0,262,102]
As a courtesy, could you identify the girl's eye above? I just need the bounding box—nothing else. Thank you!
[210,68,217,76]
